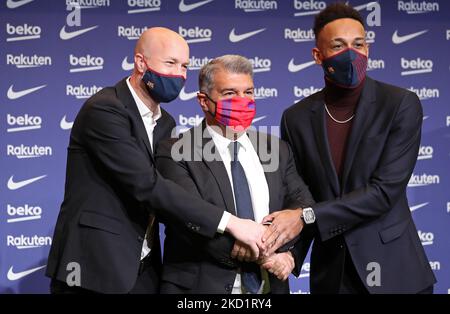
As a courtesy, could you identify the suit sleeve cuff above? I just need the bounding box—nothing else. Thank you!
[217,211,231,234]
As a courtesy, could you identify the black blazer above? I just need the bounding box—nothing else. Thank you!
[281,77,436,293]
[46,78,226,293]
[155,121,314,294]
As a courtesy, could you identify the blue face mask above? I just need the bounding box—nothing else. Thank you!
[142,60,185,103]
[321,48,368,88]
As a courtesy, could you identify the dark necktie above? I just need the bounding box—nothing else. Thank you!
[229,141,262,294]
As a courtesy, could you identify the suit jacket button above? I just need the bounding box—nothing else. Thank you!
[225,284,233,292]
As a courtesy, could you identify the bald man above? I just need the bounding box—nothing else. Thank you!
[46,27,267,294]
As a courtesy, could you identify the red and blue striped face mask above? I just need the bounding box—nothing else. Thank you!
[205,94,256,132]
[321,48,368,88]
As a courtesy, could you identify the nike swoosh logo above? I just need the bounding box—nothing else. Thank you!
[7,174,47,190]
[60,115,74,130]
[7,265,46,281]
[252,116,266,123]
[410,202,429,212]
[392,29,428,44]
[179,0,213,12]
[229,28,266,43]
[7,84,46,100]
[288,59,316,73]
[6,0,33,9]
[59,25,99,40]
[179,87,198,101]
[121,56,134,71]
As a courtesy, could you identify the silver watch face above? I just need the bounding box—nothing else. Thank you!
[303,208,315,224]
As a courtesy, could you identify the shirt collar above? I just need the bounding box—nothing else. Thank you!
[126,77,161,121]
[206,123,251,155]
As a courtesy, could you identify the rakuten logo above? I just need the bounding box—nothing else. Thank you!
[179,26,212,44]
[6,54,52,69]
[66,0,110,8]
[189,56,212,70]
[118,25,148,40]
[408,86,439,100]
[401,57,433,76]
[6,23,41,42]
[66,84,102,99]
[398,0,439,14]
[6,114,42,133]
[284,28,314,42]
[254,87,278,99]
[7,144,52,159]
[408,173,440,187]
[6,235,52,249]
[367,58,385,71]
[235,0,278,12]
[7,204,42,223]
[69,54,104,73]
[127,0,161,14]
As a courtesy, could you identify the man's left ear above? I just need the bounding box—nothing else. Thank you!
[312,47,322,65]
[197,93,209,112]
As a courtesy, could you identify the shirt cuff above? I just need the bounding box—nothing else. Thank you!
[217,211,231,234]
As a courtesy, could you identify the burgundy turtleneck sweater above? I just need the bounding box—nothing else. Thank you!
[324,78,365,180]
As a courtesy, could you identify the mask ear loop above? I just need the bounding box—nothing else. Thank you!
[201,92,218,118]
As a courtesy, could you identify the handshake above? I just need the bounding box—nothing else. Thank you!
[226,208,305,281]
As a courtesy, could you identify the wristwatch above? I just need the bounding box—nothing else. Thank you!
[301,207,316,224]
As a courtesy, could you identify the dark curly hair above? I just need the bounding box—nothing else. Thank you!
[313,2,365,40]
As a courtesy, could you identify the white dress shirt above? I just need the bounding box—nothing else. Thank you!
[206,124,270,294]
[126,77,161,260]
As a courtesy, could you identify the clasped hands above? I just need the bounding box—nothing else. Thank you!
[227,208,304,281]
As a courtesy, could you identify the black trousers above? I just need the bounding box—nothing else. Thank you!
[50,253,160,294]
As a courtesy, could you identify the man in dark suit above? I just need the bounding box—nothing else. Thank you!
[46,28,273,294]
[156,55,314,294]
[263,3,436,294]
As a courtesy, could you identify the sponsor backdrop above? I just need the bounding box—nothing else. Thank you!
[1,0,449,294]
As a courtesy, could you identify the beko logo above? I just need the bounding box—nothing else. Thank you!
[249,57,271,73]
[127,0,161,14]
[417,145,433,160]
[6,23,41,42]
[65,0,110,8]
[293,0,326,16]
[235,0,278,12]
[408,86,439,100]
[118,25,148,40]
[69,54,104,72]
[294,86,321,99]
[7,144,52,159]
[179,26,212,44]
[398,1,439,14]
[66,84,102,99]
[188,56,211,70]
[7,114,42,133]
[367,58,385,71]
[284,28,314,42]
[418,230,434,246]
[408,173,440,187]
[254,87,278,99]
[401,58,433,76]
[6,235,52,249]
[6,54,52,69]
[7,204,42,223]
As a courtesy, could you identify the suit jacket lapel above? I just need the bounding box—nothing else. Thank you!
[115,78,155,162]
[310,93,340,196]
[341,77,376,190]
[196,121,236,215]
